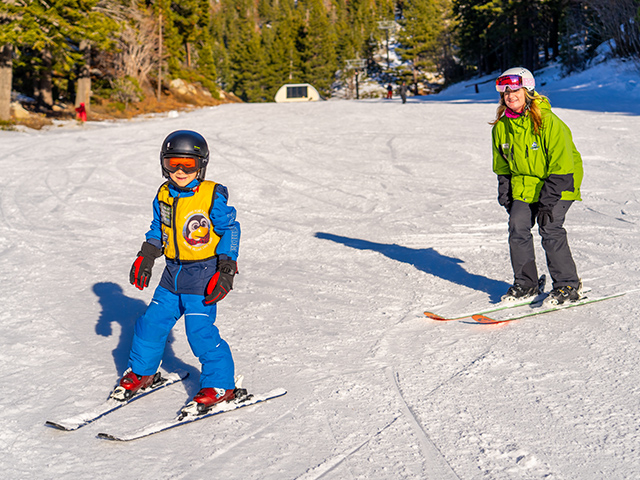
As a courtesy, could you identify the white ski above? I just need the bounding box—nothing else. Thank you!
[97,387,287,441]
[45,371,188,431]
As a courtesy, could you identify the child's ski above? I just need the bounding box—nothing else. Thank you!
[45,371,189,431]
[473,292,626,324]
[97,387,287,441]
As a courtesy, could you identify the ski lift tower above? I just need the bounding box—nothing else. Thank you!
[377,20,396,70]
[346,59,367,99]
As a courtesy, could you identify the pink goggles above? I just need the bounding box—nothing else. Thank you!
[495,74,534,92]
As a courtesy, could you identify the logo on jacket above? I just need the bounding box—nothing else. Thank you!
[183,214,211,246]
[159,201,172,227]
[531,142,539,150]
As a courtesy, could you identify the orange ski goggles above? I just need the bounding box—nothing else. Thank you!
[162,156,200,174]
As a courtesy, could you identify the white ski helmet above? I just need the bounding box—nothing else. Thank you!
[496,67,536,93]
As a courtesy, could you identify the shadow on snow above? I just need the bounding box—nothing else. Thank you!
[92,282,199,395]
[316,232,509,303]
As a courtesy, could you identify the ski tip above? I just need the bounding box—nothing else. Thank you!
[45,421,73,431]
[424,312,446,320]
[269,388,287,398]
[97,432,124,441]
[472,314,500,324]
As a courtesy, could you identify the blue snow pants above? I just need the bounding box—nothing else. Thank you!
[128,285,235,390]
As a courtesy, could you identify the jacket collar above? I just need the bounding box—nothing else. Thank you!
[168,179,200,196]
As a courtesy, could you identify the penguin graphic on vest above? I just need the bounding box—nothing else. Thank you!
[183,214,211,246]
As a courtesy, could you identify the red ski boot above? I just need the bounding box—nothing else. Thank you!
[111,370,160,401]
[194,387,236,406]
[181,387,236,416]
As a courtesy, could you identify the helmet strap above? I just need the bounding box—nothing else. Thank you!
[166,175,201,192]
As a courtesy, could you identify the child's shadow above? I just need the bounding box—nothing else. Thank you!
[93,282,199,395]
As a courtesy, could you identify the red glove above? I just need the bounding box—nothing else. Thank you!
[205,259,237,304]
[129,242,163,290]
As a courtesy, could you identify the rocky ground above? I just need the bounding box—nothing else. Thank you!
[4,78,241,130]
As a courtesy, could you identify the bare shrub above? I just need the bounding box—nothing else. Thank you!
[113,2,159,87]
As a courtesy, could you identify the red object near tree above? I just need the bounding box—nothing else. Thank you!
[75,102,87,122]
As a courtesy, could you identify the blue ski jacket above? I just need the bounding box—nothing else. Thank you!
[145,179,240,295]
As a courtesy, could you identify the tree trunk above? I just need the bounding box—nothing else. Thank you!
[75,40,91,113]
[157,11,163,101]
[37,49,54,110]
[0,44,12,121]
[550,7,560,60]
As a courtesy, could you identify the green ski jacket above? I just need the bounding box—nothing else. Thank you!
[492,98,583,206]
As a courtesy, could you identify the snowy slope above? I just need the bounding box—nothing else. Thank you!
[1,59,639,479]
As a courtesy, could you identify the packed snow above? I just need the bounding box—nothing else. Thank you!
[1,58,639,479]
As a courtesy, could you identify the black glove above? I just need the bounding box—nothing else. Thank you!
[497,174,512,213]
[204,259,237,304]
[537,205,555,226]
[130,242,163,290]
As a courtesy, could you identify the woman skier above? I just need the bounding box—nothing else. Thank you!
[491,67,583,305]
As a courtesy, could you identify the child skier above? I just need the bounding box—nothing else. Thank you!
[112,130,241,414]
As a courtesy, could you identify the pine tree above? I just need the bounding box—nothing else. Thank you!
[451,0,572,75]
[261,0,302,100]
[166,0,219,95]
[334,0,383,64]
[298,0,338,97]
[451,0,510,75]
[223,0,269,102]
[2,0,116,111]
[398,0,447,90]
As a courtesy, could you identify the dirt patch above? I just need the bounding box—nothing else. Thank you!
[8,82,242,129]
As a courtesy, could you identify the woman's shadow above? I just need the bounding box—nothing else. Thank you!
[315,232,509,303]
[92,282,199,395]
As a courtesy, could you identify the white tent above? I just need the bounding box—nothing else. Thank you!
[274,83,321,103]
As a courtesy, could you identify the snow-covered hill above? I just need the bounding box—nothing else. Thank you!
[1,59,639,479]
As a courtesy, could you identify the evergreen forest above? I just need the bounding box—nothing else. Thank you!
[1,0,639,121]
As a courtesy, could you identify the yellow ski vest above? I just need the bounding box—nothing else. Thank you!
[157,181,221,262]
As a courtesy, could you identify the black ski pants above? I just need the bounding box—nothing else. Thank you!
[508,200,579,290]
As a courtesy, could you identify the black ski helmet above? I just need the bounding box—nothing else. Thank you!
[160,130,210,181]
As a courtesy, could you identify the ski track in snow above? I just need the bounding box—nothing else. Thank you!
[1,61,640,479]
[386,367,461,480]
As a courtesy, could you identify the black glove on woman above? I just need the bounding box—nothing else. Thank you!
[537,205,555,226]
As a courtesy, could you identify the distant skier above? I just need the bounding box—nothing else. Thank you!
[399,82,408,104]
[114,130,241,414]
[386,84,393,99]
[491,67,583,305]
